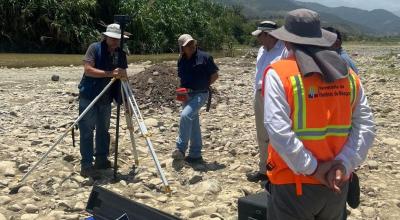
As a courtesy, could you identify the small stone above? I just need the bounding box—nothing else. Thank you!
[0,161,16,174]
[25,204,39,213]
[134,192,154,199]
[4,167,16,177]
[152,71,159,76]
[378,78,386,83]
[367,160,379,170]
[0,196,12,205]
[63,155,75,162]
[62,214,80,220]
[362,207,376,218]
[156,195,168,203]
[382,138,400,146]
[210,213,224,219]
[228,149,237,156]
[21,214,39,220]
[349,208,362,217]
[10,111,18,117]
[8,203,22,212]
[48,210,65,217]
[31,140,43,146]
[51,75,60,81]
[181,201,196,208]
[193,180,221,195]
[144,118,158,127]
[189,206,218,218]
[18,164,29,172]
[189,175,203,185]
[72,201,85,211]
[18,186,34,193]
[0,179,9,187]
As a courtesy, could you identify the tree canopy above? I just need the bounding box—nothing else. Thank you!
[0,0,255,53]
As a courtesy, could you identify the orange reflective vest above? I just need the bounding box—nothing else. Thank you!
[262,59,360,195]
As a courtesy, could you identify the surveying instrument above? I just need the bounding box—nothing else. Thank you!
[13,15,171,194]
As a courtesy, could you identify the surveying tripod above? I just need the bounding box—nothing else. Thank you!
[17,77,171,193]
[13,15,171,194]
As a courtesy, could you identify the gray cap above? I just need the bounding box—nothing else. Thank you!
[251,20,278,36]
[269,9,336,47]
[178,34,197,47]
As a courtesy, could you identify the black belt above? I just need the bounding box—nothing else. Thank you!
[188,89,208,94]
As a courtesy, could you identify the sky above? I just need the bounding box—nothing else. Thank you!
[296,0,400,13]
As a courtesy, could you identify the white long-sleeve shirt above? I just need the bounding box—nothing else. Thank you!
[254,40,286,91]
[263,68,375,176]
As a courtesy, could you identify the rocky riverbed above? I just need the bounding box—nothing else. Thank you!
[0,45,400,220]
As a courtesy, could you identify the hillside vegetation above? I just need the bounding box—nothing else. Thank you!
[0,0,254,54]
[1,0,399,54]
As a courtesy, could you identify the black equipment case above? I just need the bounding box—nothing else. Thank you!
[86,185,181,220]
[238,191,269,220]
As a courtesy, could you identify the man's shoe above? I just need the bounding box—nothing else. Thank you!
[94,159,112,170]
[347,172,360,209]
[184,156,204,164]
[246,171,268,182]
[80,166,100,178]
[172,149,185,160]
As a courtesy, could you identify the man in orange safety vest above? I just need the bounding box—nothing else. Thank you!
[262,9,375,220]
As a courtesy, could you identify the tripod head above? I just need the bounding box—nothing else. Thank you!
[113,15,131,68]
[114,15,130,26]
[114,15,130,45]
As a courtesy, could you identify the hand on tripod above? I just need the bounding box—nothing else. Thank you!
[112,68,128,80]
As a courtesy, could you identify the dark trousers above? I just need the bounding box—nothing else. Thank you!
[267,183,348,220]
[78,97,111,168]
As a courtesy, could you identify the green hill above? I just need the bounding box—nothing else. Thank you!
[214,0,400,36]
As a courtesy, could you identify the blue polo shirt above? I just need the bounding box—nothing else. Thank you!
[79,40,127,103]
[178,49,219,90]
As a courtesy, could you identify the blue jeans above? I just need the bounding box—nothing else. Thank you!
[176,92,208,158]
[78,97,111,168]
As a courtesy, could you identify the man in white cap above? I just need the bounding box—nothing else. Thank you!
[246,20,286,183]
[78,23,128,177]
[262,9,375,219]
[172,34,219,163]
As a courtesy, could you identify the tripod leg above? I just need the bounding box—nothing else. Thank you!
[121,81,171,193]
[113,101,121,180]
[121,85,139,166]
[19,78,117,183]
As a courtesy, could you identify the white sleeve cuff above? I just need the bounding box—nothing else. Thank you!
[304,157,318,175]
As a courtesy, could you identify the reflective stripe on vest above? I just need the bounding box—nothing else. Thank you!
[289,73,357,141]
[349,72,357,109]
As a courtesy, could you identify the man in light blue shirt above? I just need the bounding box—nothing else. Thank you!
[324,27,359,74]
[246,20,286,182]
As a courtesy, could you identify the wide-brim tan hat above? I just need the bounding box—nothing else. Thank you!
[103,23,129,39]
[178,34,197,47]
[269,9,336,47]
[251,20,278,36]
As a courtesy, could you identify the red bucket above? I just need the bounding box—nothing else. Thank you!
[176,88,189,102]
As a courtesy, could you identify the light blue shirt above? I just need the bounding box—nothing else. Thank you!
[338,48,359,74]
[254,40,286,90]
